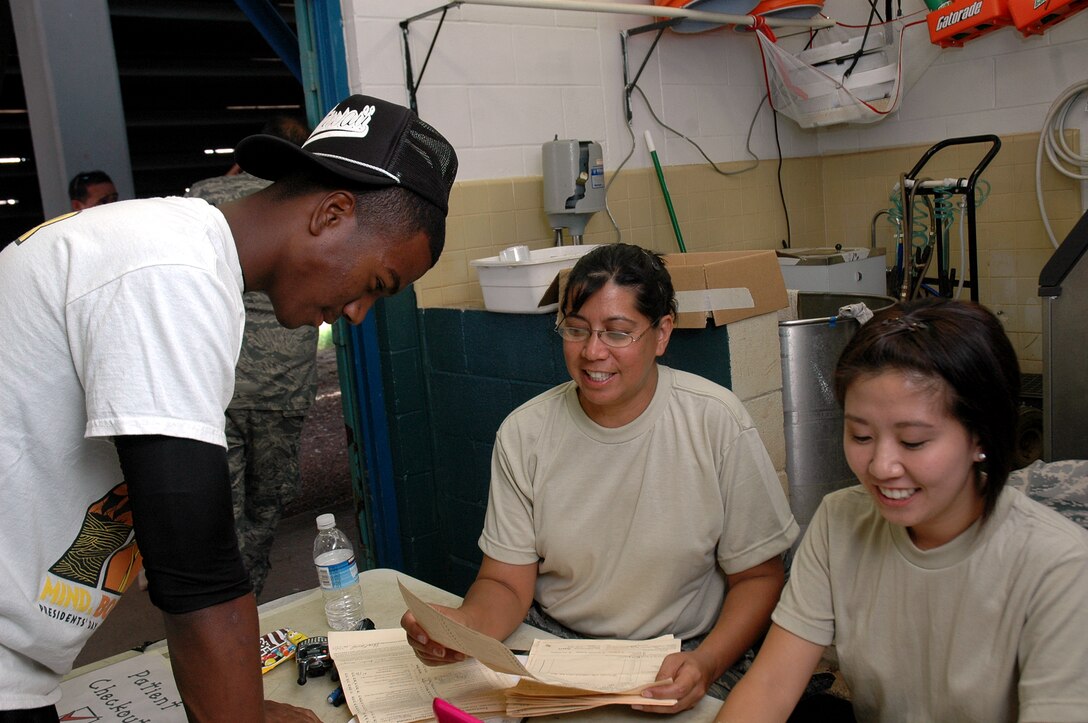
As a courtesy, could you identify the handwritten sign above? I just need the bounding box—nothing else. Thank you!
[59,652,186,722]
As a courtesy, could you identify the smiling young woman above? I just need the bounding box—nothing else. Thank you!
[841,368,986,550]
[716,298,1088,723]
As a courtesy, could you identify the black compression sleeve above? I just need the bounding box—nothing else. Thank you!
[115,435,252,614]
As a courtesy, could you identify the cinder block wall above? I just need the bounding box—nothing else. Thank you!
[417,309,569,592]
[371,289,443,580]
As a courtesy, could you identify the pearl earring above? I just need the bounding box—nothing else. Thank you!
[977,452,987,462]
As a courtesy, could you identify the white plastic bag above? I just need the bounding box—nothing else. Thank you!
[755,15,930,128]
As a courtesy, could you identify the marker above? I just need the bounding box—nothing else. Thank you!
[328,685,345,707]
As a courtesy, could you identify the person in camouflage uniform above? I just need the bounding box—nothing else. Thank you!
[186,115,318,597]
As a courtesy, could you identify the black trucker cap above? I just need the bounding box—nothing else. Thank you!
[235,94,458,213]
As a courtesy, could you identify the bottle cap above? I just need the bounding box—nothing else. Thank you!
[316,513,336,530]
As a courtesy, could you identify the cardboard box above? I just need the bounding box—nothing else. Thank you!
[664,250,789,328]
[777,247,888,296]
[550,249,788,328]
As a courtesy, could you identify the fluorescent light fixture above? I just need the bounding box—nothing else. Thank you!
[203,147,234,156]
[0,157,27,164]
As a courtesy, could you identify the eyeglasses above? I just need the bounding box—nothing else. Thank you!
[554,323,655,348]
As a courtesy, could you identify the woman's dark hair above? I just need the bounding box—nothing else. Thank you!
[833,297,1021,518]
[561,243,677,322]
[273,171,446,266]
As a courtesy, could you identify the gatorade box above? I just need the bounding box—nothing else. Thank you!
[928,0,1012,47]
[1008,0,1088,35]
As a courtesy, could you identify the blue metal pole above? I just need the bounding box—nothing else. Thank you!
[233,0,303,84]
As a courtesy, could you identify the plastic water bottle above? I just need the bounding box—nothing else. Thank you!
[313,513,365,631]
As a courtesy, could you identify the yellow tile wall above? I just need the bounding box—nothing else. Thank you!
[416,132,1081,374]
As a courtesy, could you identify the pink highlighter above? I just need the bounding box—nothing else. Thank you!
[432,697,485,723]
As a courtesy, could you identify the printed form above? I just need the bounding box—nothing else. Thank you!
[328,581,680,719]
[329,627,517,722]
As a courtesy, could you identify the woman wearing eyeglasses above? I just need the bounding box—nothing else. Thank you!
[402,243,799,712]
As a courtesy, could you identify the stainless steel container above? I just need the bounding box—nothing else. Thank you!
[779,292,897,546]
[1039,209,1088,461]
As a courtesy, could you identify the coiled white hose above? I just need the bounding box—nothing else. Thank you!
[1036,79,1088,248]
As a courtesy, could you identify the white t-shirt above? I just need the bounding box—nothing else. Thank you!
[775,485,1088,722]
[480,365,798,641]
[0,198,244,707]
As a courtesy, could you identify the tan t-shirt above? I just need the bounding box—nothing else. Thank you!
[775,485,1088,722]
[479,365,798,641]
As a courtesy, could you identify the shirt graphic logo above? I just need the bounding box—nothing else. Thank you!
[38,482,141,632]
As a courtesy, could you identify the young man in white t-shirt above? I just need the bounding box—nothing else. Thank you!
[0,94,457,722]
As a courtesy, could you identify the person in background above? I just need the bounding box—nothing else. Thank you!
[715,298,1088,723]
[186,114,319,599]
[402,243,799,713]
[67,170,119,210]
[0,94,457,722]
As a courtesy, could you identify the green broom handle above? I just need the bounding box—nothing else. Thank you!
[645,130,686,253]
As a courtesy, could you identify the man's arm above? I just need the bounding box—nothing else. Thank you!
[116,435,318,720]
[164,593,263,718]
[164,594,321,721]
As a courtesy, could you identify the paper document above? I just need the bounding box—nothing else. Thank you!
[522,636,680,692]
[399,581,532,677]
[505,636,681,716]
[329,628,518,723]
[401,580,679,691]
[329,580,682,720]
[398,579,681,716]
